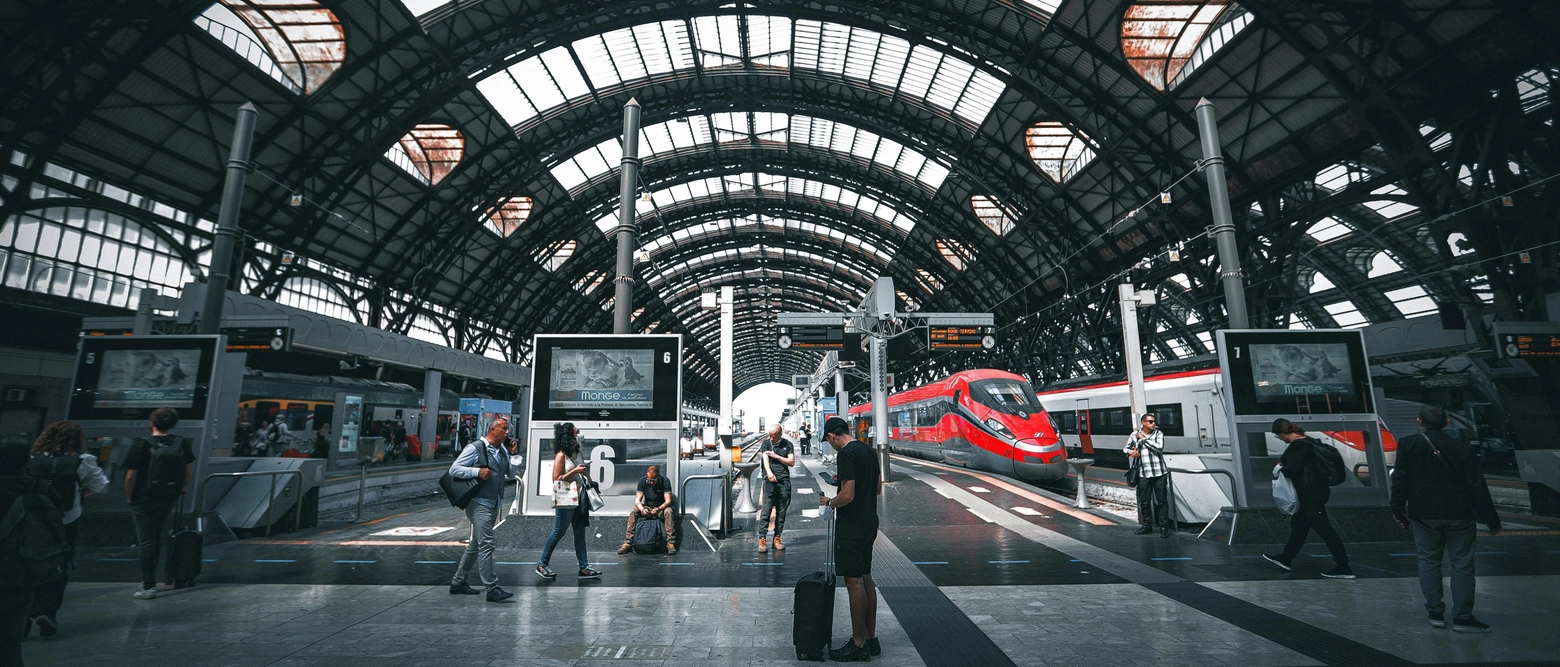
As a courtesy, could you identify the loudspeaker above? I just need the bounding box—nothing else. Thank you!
[1437,302,1466,331]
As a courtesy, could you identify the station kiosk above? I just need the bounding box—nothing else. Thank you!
[1203,329,1397,543]
[520,334,685,516]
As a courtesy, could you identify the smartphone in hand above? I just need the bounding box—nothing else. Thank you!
[820,472,839,487]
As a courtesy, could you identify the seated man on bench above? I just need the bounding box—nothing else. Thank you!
[618,465,677,555]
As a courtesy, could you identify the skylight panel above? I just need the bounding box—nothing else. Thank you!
[1023,1,1062,15]
[1026,122,1097,183]
[1419,124,1453,152]
[1384,286,1437,318]
[1306,217,1351,243]
[692,15,744,67]
[536,239,577,272]
[385,124,463,186]
[1287,313,1312,330]
[1515,67,1553,114]
[897,290,920,310]
[915,268,944,293]
[195,0,345,95]
[484,197,533,237]
[1167,273,1191,290]
[1122,1,1250,91]
[1324,300,1369,328]
[971,195,1018,236]
[937,239,975,271]
[1447,232,1474,257]
[397,0,447,18]
[1365,185,1418,219]
[1367,250,1402,278]
[576,269,607,294]
[1308,270,1335,293]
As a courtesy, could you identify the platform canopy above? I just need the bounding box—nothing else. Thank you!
[1,0,1555,397]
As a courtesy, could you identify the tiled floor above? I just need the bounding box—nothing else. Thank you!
[21,582,924,667]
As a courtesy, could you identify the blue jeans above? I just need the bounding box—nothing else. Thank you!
[1412,519,1478,619]
[540,507,588,570]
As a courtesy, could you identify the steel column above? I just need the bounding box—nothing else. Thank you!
[612,99,642,334]
[1195,98,1249,330]
[198,102,258,334]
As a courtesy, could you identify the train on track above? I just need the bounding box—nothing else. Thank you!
[849,369,1069,482]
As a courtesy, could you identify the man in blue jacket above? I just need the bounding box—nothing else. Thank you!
[448,417,515,602]
[1392,404,1501,633]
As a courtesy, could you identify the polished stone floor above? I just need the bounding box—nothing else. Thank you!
[21,455,1560,667]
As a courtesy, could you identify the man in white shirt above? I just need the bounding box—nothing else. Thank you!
[1124,413,1171,538]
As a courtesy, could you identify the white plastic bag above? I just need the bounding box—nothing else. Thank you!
[1271,464,1299,515]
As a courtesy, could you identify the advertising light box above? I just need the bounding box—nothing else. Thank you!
[68,335,222,421]
[1220,330,1372,416]
[531,334,681,422]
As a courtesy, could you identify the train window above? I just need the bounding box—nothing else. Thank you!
[1056,411,1077,434]
[969,379,1041,414]
[1090,408,1134,436]
[1146,403,1184,436]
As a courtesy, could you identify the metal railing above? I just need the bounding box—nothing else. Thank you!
[197,470,305,538]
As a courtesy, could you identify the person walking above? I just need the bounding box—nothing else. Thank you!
[756,424,796,552]
[537,422,602,581]
[1263,418,1354,579]
[1392,404,1501,632]
[447,417,514,603]
[819,417,881,662]
[122,408,195,599]
[25,421,108,638]
[1124,413,1171,538]
[1,439,62,666]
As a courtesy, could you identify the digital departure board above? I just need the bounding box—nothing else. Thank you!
[928,326,995,350]
[1500,333,1560,358]
[778,326,846,349]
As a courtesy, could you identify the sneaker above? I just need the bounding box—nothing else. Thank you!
[132,587,158,600]
[1159,528,1171,538]
[578,567,603,580]
[1452,616,1492,633]
[1428,611,1447,628]
[485,586,513,603]
[666,544,678,555]
[1321,565,1356,579]
[829,639,871,662]
[866,637,881,656]
[1134,526,1153,535]
[535,565,556,580]
[1262,554,1292,572]
[617,542,633,555]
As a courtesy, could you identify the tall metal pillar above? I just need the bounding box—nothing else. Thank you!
[198,102,258,334]
[718,286,735,463]
[1195,98,1249,330]
[835,358,847,427]
[612,98,643,334]
[1118,284,1148,421]
[418,370,441,461]
[869,334,891,481]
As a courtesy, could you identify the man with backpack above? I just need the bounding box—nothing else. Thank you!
[618,465,677,555]
[1392,404,1501,633]
[122,407,195,600]
[2,439,70,664]
[1263,418,1354,579]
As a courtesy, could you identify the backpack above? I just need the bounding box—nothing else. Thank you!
[1308,440,1348,487]
[144,436,187,501]
[0,485,72,589]
[632,515,666,554]
[27,453,81,509]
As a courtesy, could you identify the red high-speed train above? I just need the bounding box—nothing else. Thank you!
[849,369,1069,482]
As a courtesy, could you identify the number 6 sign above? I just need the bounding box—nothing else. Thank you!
[587,444,615,490]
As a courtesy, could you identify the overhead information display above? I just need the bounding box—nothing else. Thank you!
[928,326,995,350]
[778,326,845,349]
[1249,343,1355,397]
[1500,332,1560,358]
[549,348,655,409]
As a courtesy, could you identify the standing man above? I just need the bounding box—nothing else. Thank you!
[618,465,677,555]
[1124,413,1171,538]
[819,417,881,662]
[448,417,514,603]
[800,423,813,456]
[756,424,796,552]
[1392,404,1501,632]
[122,408,194,599]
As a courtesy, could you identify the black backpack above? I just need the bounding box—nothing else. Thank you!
[0,484,72,589]
[144,436,187,501]
[632,516,666,554]
[1308,440,1348,487]
[27,453,81,509]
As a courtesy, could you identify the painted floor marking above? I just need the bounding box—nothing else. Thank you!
[912,561,949,565]
[967,508,995,523]
[338,540,466,547]
[796,488,815,494]
[97,558,136,562]
[968,486,992,493]
[1151,557,1193,561]
[333,560,376,564]
[415,560,457,564]
[904,457,1114,526]
[1010,507,1046,517]
[370,526,456,537]
[989,560,1030,564]
[254,559,296,563]
[742,562,784,566]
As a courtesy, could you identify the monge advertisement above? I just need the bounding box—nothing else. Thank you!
[1250,343,1355,398]
[96,349,201,408]
[549,348,655,409]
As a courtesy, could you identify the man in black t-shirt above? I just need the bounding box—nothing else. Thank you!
[122,407,195,600]
[819,417,881,662]
[618,465,677,555]
[756,424,796,552]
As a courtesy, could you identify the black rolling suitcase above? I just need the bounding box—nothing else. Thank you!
[792,510,835,661]
[168,499,202,588]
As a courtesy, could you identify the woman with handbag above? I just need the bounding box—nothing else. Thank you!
[536,423,603,581]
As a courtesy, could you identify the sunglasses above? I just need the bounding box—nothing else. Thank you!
[1143,420,1156,424]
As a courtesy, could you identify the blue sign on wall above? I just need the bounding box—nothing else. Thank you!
[818,397,838,415]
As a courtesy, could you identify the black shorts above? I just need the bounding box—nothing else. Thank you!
[834,530,877,578]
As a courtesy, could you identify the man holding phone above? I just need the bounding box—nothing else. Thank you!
[1124,413,1170,538]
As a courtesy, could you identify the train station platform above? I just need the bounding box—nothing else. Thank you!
[21,454,1560,667]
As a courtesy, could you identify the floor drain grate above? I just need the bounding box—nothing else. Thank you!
[582,645,674,659]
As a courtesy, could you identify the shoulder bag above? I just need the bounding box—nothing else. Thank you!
[1125,456,1142,488]
[438,441,490,509]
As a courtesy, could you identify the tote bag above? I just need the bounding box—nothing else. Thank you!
[1271,464,1299,515]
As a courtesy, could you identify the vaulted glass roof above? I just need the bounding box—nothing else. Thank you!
[643,244,877,290]
[475,15,1005,131]
[593,172,917,236]
[637,215,896,266]
[550,113,952,193]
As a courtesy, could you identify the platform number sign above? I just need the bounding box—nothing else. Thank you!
[587,444,616,490]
